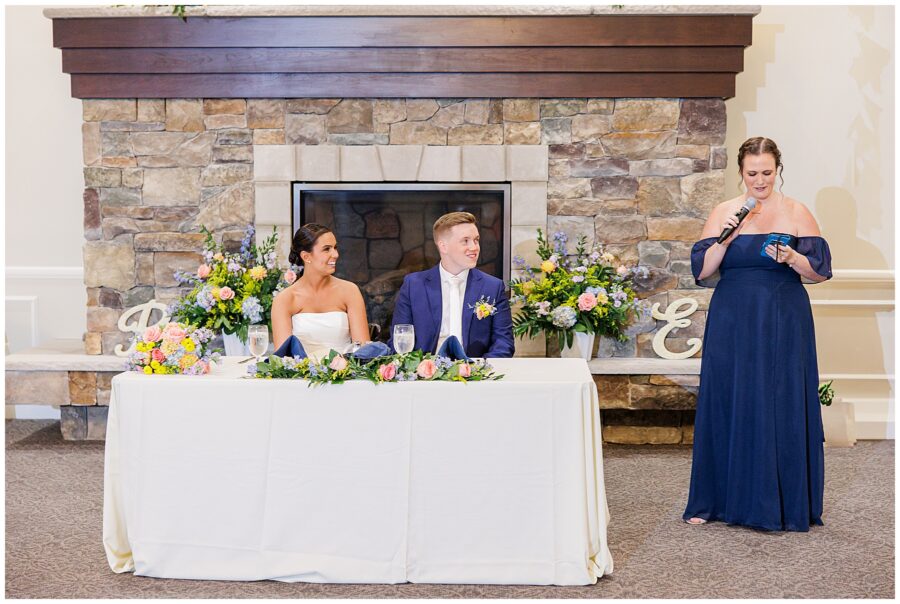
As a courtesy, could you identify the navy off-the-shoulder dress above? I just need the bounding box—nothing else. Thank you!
[683,234,833,532]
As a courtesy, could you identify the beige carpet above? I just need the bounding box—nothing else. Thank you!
[5,420,894,598]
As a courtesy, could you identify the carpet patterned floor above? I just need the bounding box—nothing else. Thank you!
[5,420,894,598]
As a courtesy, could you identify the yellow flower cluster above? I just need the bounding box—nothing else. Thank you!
[135,341,157,353]
[248,266,268,281]
[148,360,172,374]
[182,338,195,352]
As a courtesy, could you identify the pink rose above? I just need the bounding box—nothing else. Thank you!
[163,323,186,341]
[416,359,437,379]
[457,363,472,378]
[577,292,598,312]
[284,270,297,284]
[143,325,162,342]
[197,264,211,279]
[329,354,348,371]
[218,286,235,300]
[151,348,166,363]
[196,360,210,375]
[378,363,397,381]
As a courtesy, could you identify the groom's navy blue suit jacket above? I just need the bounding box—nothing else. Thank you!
[391,265,515,358]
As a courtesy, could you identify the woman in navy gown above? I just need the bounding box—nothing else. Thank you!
[683,137,833,532]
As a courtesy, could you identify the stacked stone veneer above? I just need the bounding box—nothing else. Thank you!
[79,96,726,443]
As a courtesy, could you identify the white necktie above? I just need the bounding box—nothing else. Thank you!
[448,274,464,344]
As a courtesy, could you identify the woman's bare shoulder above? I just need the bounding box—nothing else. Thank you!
[786,197,822,236]
[273,282,303,309]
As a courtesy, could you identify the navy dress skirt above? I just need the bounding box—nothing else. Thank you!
[683,234,833,532]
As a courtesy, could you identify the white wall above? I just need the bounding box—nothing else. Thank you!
[5,6,86,351]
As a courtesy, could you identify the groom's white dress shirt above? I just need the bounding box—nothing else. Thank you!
[436,264,469,353]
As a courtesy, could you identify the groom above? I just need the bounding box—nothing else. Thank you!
[391,211,514,358]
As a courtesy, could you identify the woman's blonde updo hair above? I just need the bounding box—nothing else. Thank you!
[737,136,784,188]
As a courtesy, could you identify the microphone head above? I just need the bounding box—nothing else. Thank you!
[743,197,758,211]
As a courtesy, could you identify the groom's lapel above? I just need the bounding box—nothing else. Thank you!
[462,270,483,345]
[423,265,442,342]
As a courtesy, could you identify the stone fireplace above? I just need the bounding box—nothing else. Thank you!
[28,5,758,442]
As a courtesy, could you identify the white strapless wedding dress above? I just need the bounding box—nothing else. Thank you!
[291,311,353,362]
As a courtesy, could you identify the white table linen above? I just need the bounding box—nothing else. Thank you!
[103,358,613,585]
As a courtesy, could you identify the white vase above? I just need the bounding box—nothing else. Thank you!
[822,398,857,447]
[560,332,595,361]
[222,332,248,356]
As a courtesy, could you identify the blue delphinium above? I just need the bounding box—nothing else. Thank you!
[239,224,256,264]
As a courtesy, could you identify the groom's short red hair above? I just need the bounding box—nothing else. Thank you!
[433,211,477,242]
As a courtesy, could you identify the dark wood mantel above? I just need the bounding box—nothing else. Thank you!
[49,10,757,99]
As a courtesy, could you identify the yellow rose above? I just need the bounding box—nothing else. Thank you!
[521,280,535,295]
[249,266,268,281]
[211,287,220,300]
[182,338,196,352]
[540,260,556,273]
[143,366,153,375]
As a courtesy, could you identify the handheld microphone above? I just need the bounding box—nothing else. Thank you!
[717,197,758,244]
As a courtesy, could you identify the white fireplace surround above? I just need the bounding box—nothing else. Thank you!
[252,143,550,355]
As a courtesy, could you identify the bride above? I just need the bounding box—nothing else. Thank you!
[271,223,371,360]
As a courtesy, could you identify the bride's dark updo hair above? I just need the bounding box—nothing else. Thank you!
[289,223,332,267]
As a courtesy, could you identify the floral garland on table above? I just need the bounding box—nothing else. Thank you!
[509,229,649,350]
[169,224,297,344]
[253,350,503,386]
[126,322,219,375]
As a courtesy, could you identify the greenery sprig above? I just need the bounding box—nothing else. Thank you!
[253,349,503,386]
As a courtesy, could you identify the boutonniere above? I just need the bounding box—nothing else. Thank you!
[469,296,497,320]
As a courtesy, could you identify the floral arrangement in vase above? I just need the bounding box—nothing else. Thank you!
[253,350,502,386]
[508,229,647,354]
[169,225,296,345]
[126,322,219,375]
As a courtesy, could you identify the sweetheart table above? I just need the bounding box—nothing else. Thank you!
[103,357,613,585]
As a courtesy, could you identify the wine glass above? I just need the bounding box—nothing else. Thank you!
[247,325,269,364]
[393,324,415,355]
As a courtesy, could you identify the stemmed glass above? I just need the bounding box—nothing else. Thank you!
[247,325,269,364]
[393,324,415,355]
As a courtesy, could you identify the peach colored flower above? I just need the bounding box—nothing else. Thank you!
[161,340,178,356]
[329,354,348,371]
[163,323,186,340]
[179,354,199,370]
[577,292,598,311]
[378,363,397,381]
[151,348,166,363]
[416,359,437,379]
[196,361,210,375]
[213,253,224,262]
[197,264,211,279]
[540,260,556,273]
[218,286,235,300]
[616,265,628,276]
[143,325,162,342]
[284,270,297,284]
[249,266,267,281]
[457,363,472,378]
